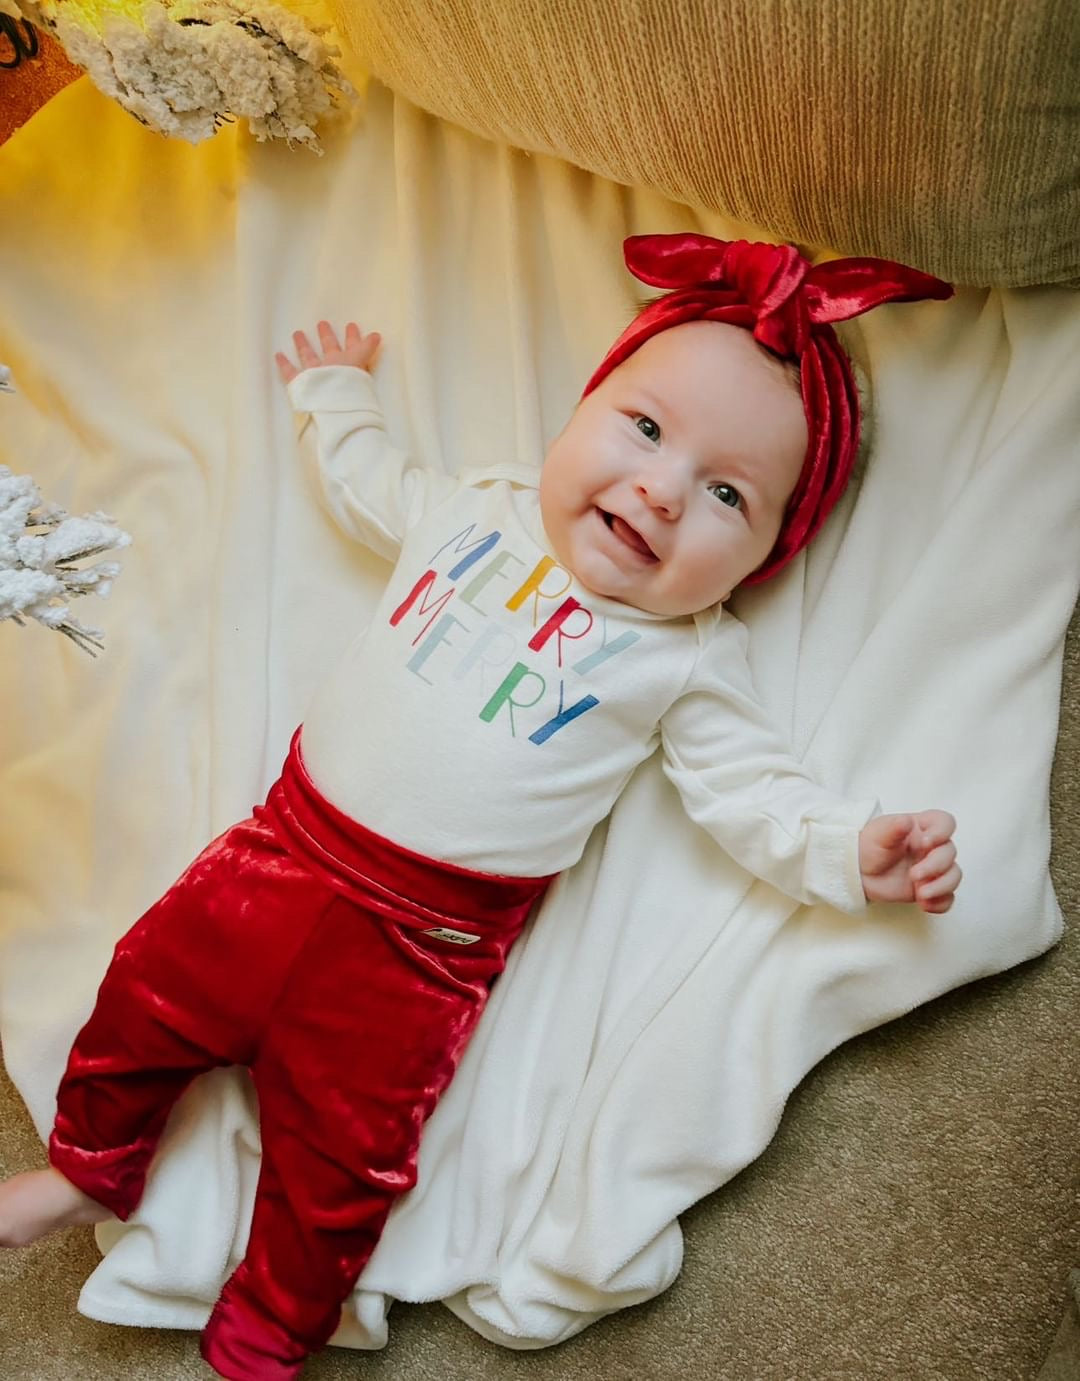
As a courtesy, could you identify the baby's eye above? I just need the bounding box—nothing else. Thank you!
[709,482,742,509]
[634,415,661,443]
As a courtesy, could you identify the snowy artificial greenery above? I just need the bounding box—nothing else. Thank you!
[5,0,353,150]
[0,369,132,656]
[0,465,132,656]
[0,466,132,656]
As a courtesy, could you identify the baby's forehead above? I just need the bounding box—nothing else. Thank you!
[613,321,799,409]
[624,319,780,373]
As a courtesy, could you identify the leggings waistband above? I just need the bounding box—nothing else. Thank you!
[255,727,554,934]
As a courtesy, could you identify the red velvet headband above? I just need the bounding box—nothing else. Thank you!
[582,234,954,584]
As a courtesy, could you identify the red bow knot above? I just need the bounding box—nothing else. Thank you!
[584,233,954,584]
[719,239,812,355]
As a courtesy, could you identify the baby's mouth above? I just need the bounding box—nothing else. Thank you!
[599,509,658,562]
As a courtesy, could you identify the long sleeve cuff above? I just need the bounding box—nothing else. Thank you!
[802,809,877,915]
[286,365,381,414]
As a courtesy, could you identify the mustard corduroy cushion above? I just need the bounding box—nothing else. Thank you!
[328,0,1080,288]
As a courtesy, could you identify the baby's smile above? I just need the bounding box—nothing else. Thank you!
[596,507,659,563]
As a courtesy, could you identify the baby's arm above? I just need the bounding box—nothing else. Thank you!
[661,616,961,917]
[276,320,456,560]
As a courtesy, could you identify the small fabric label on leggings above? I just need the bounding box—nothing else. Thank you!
[423,926,482,945]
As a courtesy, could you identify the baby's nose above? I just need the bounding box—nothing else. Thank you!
[635,474,683,517]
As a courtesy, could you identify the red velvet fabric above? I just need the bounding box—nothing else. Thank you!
[48,729,553,1380]
[583,234,954,584]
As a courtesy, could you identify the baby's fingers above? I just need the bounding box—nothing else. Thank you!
[317,320,342,355]
[915,862,962,912]
[914,809,956,847]
[911,840,956,881]
[274,352,298,384]
[293,330,320,370]
[343,321,381,370]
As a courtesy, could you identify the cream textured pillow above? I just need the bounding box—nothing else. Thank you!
[329,0,1079,288]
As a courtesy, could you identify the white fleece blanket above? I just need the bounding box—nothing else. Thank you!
[0,77,1077,1352]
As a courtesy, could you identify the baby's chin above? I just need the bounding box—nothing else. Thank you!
[570,564,719,617]
[602,571,731,616]
[557,529,730,616]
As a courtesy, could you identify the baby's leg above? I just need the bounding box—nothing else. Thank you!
[0,1167,109,1247]
[12,816,328,1242]
[201,896,517,1381]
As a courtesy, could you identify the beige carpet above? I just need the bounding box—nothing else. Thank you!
[2,600,1076,1379]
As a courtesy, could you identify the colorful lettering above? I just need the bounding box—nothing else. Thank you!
[389,569,456,646]
[406,614,468,685]
[460,549,527,614]
[529,597,594,668]
[429,525,501,580]
[571,621,642,675]
[505,556,573,624]
[453,623,518,686]
[478,661,546,737]
[529,682,600,745]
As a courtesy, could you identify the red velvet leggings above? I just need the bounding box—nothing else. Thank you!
[48,729,552,1381]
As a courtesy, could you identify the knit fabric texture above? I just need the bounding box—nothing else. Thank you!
[329,0,1079,288]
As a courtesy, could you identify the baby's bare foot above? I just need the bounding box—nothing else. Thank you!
[0,1168,110,1247]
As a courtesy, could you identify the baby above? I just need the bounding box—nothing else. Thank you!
[0,234,960,1380]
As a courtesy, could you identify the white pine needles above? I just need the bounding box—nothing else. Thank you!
[12,0,354,150]
[0,365,132,659]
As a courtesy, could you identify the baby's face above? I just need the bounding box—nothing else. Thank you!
[539,321,809,616]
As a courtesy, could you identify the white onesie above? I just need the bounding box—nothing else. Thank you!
[288,366,877,911]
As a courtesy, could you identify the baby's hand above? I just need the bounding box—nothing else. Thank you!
[858,810,961,914]
[275,320,381,384]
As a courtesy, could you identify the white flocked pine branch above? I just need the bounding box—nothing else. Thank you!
[0,366,132,657]
[5,0,354,150]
